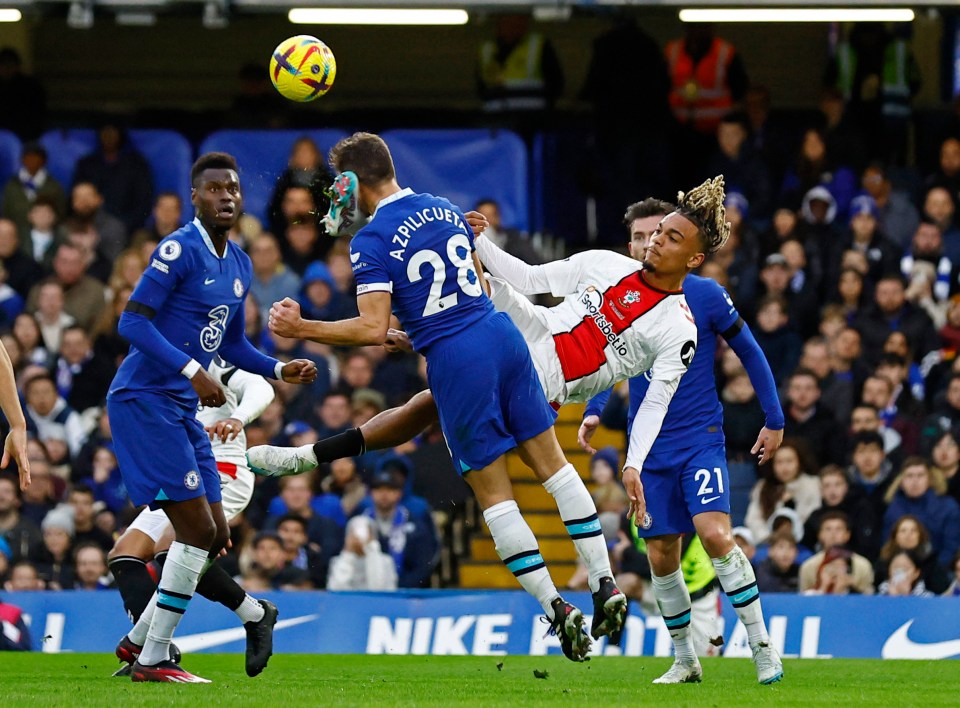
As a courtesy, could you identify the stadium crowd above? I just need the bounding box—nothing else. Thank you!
[3,20,960,604]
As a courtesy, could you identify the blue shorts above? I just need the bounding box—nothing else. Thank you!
[426,312,557,473]
[107,393,221,509]
[638,440,730,537]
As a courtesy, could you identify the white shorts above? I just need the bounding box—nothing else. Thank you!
[126,464,255,544]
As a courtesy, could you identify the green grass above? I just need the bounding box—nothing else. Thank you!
[3,654,959,706]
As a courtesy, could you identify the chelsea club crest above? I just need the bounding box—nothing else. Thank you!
[184,470,200,490]
[233,278,244,297]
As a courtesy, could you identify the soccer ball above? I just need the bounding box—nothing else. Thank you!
[269,35,337,102]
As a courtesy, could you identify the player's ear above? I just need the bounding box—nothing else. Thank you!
[688,251,706,270]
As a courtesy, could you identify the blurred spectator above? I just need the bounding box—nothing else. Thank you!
[2,142,66,237]
[315,389,353,439]
[3,559,44,591]
[72,542,110,590]
[80,444,127,515]
[861,374,920,457]
[477,14,564,119]
[327,516,398,591]
[883,457,960,567]
[876,514,948,594]
[712,193,759,305]
[276,513,331,589]
[745,439,821,543]
[132,192,183,244]
[783,368,846,465]
[0,219,44,300]
[818,87,868,172]
[73,124,153,232]
[91,285,133,368]
[849,404,902,465]
[22,196,65,268]
[0,47,46,140]
[300,261,351,322]
[799,511,874,593]
[945,551,960,596]
[267,137,334,237]
[249,234,301,324]
[877,550,934,597]
[853,275,939,366]
[69,182,127,262]
[65,221,113,285]
[27,243,107,332]
[752,292,801,384]
[337,350,374,394]
[66,484,113,551]
[781,128,857,219]
[32,505,75,590]
[18,450,57,526]
[922,187,960,264]
[0,476,41,561]
[0,591,31,649]
[920,373,960,453]
[861,162,919,248]
[33,282,74,353]
[281,220,326,276]
[357,454,433,527]
[704,112,771,218]
[802,465,859,549]
[351,389,386,429]
[588,446,628,515]
[930,430,960,504]
[247,530,311,590]
[883,333,926,404]
[474,199,543,266]
[24,373,85,458]
[875,353,924,423]
[800,337,853,425]
[265,473,344,552]
[359,466,437,588]
[732,526,757,562]
[53,325,114,414]
[847,431,894,560]
[754,530,801,593]
[720,369,763,523]
[228,63,290,129]
[831,195,899,289]
[318,457,367,521]
[924,136,960,200]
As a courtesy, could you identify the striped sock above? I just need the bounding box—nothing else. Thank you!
[483,500,559,616]
[138,542,208,666]
[712,545,769,646]
[652,568,696,660]
[543,463,611,593]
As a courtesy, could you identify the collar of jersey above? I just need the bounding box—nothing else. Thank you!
[193,217,226,260]
[373,187,414,218]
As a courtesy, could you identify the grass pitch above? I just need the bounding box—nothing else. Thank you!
[3,653,958,706]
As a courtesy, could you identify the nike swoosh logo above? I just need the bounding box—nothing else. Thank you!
[882,620,960,659]
[701,495,721,504]
[174,613,319,653]
[204,278,215,285]
[350,251,360,263]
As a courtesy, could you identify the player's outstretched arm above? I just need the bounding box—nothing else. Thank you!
[0,340,29,490]
[579,390,613,453]
[269,293,391,347]
[474,231,553,294]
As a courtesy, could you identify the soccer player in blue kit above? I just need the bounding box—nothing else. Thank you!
[579,198,786,685]
[266,132,624,662]
[107,152,317,683]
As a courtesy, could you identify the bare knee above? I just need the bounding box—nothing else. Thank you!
[108,529,156,562]
[694,514,734,558]
[646,536,682,577]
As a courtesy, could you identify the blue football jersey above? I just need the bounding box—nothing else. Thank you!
[349,189,494,351]
[627,274,740,452]
[109,219,253,408]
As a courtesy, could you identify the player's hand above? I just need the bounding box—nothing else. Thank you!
[2,427,30,491]
[383,328,413,353]
[281,358,318,384]
[206,417,244,443]
[751,426,784,465]
[622,466,648,528]
[577,415,600,454]
[192,369,226,407]
[463,210,489,238]
[269,297,304,339]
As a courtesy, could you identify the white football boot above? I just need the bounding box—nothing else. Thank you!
[246,444,318,478]
[752,641,784,684]
[652,658,703,684]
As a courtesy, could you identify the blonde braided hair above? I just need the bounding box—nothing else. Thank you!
[675,175,731,254]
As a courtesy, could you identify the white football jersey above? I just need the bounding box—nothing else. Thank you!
[197,358,275,480]
[488,250,697,406]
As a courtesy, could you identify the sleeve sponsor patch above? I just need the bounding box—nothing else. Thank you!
[150,258,170,274]
[680,339,696,368]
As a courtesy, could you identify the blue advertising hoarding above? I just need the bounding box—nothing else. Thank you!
[3,590,959,660]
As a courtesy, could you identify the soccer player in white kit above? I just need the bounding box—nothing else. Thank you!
[109,357,278,677]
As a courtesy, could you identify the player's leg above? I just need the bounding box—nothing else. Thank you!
[516,428,626,640]
[464,455,589,662]
[246,389,439,477]
[646,533,702,683]
[694,510,783,684]
[686,443,782,684]
[108,515,164,623]
[689,587,722,657]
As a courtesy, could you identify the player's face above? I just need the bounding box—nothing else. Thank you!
[192,169,242,232]
[642,213,704,275]
[627,215,664,261]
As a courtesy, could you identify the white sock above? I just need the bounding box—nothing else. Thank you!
[542,463,611,593]
[128,592,157,646]
[712,545,769,646]
[651,568,696,661]
[483,500,560,616]
[236,595,265,624]
[139,542,208,666]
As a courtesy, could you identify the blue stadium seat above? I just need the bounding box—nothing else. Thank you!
[198,129,349,225]
[0,130,23,200]
[381,129,529,232]
[40,129,194,221]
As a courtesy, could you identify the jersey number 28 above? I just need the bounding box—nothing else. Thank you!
[406,233,482,317]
